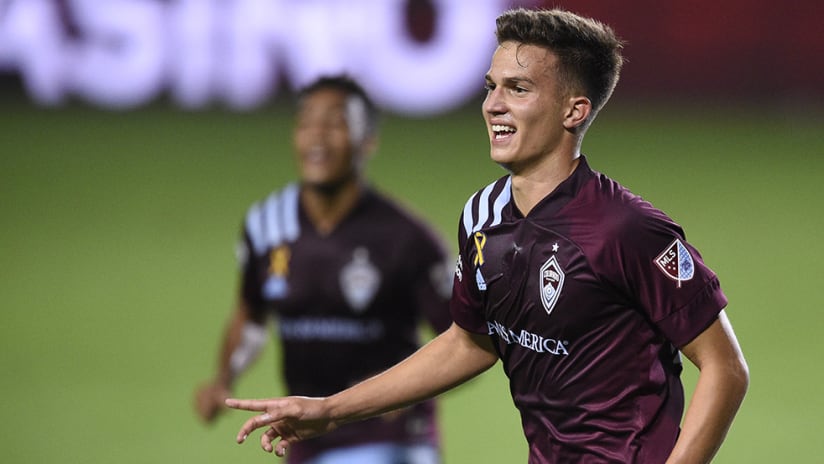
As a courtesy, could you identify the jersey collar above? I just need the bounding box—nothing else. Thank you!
[506,155,594,220]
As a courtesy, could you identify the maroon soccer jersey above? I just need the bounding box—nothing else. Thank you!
[450,156,727,463]
[240,183,453,462]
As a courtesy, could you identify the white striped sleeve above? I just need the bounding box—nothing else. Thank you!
[460,176,512,239]
[280,183,300,242]
[245,202,266,255]
[491,176,512,227]
[244,184,302,256]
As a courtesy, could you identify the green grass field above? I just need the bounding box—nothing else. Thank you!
[1,95,822,463]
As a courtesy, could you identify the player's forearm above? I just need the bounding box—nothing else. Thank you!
[324,323,497,424]
[215,303,267,388]
[666,357,749,463]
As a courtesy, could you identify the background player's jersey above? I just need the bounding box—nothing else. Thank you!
[240,183,453,461]
[450,156,727,464]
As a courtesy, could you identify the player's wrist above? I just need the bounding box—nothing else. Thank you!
[208,372,235,397]
[211,373,234,392]
[320,394,353,426]
[323,389,382,427]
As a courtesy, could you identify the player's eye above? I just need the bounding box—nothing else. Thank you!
[484,82,495,92]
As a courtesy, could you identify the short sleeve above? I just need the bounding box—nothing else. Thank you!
[449,213,488,334]
[238,220,267,320]
[602,204,727,348]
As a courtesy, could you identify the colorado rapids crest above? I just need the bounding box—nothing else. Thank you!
[340,247,381,312]
[539,255,564,316]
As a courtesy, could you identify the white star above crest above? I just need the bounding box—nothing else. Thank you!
[552,242,559,253]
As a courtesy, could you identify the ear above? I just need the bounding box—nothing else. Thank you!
[562,96,592,131]
[361,134,378,159]
[355,135,379,170]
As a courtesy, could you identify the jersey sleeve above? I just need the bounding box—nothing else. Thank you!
[603,203,727,348]
[238,215,267,321]
[448,210,489,334]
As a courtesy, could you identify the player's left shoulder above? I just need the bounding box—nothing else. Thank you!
[587,173,681,239]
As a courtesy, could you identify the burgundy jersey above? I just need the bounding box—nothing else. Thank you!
[450,156,727,463]
[240,183,453,462]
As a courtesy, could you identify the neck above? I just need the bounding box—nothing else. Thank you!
[300,178,363,235]
[510,152,580,216]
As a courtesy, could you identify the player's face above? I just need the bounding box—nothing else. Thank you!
[293,88,366,190]
[482,41,568,173]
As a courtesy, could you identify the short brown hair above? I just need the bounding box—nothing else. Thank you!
[495,8,624,118]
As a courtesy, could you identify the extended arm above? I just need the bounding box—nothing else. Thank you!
[194,298,268,423]
[666,310,749,463]
[226,323,498,456]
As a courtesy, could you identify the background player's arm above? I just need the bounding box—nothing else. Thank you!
[194,297,268,423]
[227,323,498,456]
[408,226,454,334]
[418,256,455,334]
[665,310,749,464]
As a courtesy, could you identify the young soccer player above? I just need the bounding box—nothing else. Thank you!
[225,9,749,463]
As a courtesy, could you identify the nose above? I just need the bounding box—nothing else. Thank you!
[482,87,505,116]
[299,122,329,142]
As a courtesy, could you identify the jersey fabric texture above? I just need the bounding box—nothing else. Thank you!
[450,156,727,464]
[240,183,453,463]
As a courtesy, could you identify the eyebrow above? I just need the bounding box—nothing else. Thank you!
[485,74,535,87]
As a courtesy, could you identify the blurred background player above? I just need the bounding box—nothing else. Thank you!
[194,75,453,463]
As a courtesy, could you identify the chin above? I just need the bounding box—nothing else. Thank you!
[304,174,356,195]
[489,148,514,165]
[305,180,340,194]
[490,158,514,173]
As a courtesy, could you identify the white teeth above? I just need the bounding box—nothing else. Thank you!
[492,124,515,133]
[307,146,326,160]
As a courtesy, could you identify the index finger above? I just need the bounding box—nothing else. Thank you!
[224,398,270,411]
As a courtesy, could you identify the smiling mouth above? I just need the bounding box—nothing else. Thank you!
[305,146,328,163]
[492,124,516,140]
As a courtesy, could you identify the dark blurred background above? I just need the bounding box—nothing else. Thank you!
[2,0,822,111]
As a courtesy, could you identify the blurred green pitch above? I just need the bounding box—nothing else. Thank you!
[1,95,822,463]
